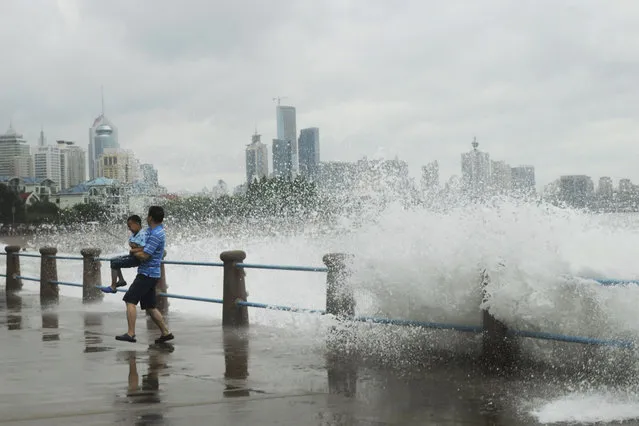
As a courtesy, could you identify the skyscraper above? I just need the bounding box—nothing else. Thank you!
[245,132,268,183]
[57,140,86,190]
[272,138,293,179]
[298,127,320,179]
[511,165,536,196]
[421,161,439,190]
[13,155,34,178]
[461,137,490,196]
[140,163,159,187]
[276,105,297,175]
[97,149,140,184]
[0,123,31,177]
[559,175,594,208]
[598,176,613,198]
[34,145,62,188]
[490,160,512,193]
[88,90,119,179]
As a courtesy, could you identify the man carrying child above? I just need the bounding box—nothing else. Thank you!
[102,215,147,294]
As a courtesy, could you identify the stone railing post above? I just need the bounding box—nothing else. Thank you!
[480,269,517,372]
[220,250,248,327]
[323,253,355,318]
[81,248,103,303]
[39,247,59,306]
[5,245,22,292]
[156,250,169,315]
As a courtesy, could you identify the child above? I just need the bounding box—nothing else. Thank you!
[102,215,147,294]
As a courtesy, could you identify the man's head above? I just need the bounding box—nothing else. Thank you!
[127,215,142,233]
[147,206,164,226]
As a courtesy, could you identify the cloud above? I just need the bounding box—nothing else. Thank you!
[1,0,639,191]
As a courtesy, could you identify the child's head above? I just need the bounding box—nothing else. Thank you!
[127,215,142,233]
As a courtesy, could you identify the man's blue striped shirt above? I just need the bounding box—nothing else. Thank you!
[138,224,165,278]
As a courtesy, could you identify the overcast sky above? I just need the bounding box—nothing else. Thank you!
[1,0,638,192]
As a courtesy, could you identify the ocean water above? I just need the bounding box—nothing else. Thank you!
[6,199,639,424]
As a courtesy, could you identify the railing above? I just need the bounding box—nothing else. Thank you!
[1,245,636,369]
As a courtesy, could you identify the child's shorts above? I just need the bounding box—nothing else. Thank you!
[110,254,141,269]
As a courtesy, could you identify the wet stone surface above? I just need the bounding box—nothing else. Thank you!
[1,292,639,425]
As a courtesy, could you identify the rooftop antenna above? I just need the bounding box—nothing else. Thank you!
[39,125,45,147]
[471,136,479,150]
[272,96,288,106]
[101,85,105,116]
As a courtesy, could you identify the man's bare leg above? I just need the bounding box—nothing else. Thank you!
[126,303,137,337]
[147,308,170,336]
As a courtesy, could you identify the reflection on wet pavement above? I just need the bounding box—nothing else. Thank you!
[1,293,639,425]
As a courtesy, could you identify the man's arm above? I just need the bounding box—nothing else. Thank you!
[134,231,161,262]
[133,248,151,261]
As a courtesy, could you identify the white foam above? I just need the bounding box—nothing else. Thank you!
[11,200,639,341]
[531,391,639,424]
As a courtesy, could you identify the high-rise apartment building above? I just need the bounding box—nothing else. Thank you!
[272,138,293,180]
[0,124,31,177]
[12,155,34,178]
[511,166,536,196]
[298,127,320,179]
[276,105,297,175]
[245,132,268,183]
[140,163,159,187]
[598,176,613,198]
[97,149,140,184]
[57,140,86,190]
[490,160,512,193]
[34,145,62,188]
[421,161,439,190]
[559,175,594,208]
[461,137,490,195]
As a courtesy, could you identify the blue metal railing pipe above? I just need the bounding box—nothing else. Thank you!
[47,255,83,261]
[592,278,639,286]
[508,329,633,349]
[49,280,83,288]
[235,263,328,273]
[157,292,223,304]
[14,275,39,282]
[161,260,224,267]
[352,315,484,333]
[236,300,326,314]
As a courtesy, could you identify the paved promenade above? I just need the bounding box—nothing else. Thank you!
[1,291,637,425]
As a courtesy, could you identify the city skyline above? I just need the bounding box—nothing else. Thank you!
[1,2,639,191]
[4,115,638,196]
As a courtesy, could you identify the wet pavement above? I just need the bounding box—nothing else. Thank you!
[1,291,639,426]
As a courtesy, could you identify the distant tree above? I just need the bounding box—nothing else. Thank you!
[26,201,60,224]
[0,184,25,224]
[159,176,324,225]
[59,202,110,224]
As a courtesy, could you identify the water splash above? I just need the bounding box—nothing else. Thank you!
[530,388,639,424]
[8,198,639,360]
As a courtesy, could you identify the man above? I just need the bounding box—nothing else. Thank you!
[116,205,174,344]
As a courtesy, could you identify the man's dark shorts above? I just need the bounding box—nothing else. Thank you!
[123,274,159,310]
[110,255,141,270]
